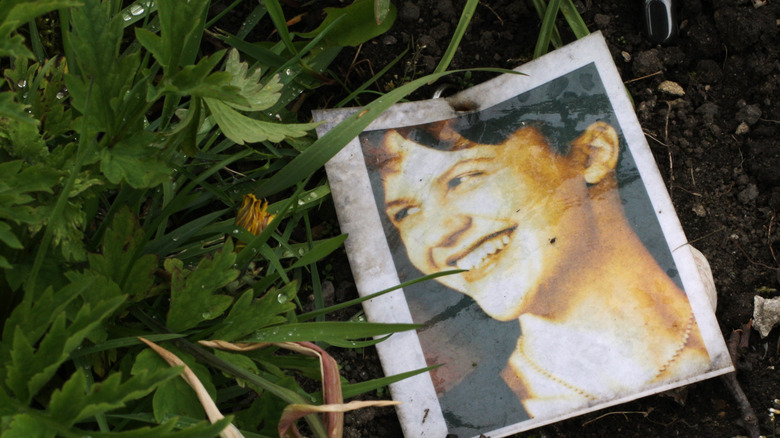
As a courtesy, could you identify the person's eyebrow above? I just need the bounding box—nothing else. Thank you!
[385,198,413,209]
[434,157,495,187]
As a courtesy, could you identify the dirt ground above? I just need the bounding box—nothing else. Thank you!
[293,0,780,436]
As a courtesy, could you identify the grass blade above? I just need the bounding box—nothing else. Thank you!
[265,0,297,55]
[530,0,563,49]
[248,322,421,343]
[297,269,464,322]
[432,0,478,79]
[560,0,590,39]
[341,365,439,398]
[534,0,562,59]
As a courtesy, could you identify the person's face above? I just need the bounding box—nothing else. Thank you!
[381,126,594,321]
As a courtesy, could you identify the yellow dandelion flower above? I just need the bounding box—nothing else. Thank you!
[236,194,275,236]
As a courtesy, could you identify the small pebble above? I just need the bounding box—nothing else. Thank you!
[735,121,750,135]
[658,80,685,97]
[692,204,707,217]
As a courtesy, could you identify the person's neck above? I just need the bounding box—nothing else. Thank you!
[523,196,691,341]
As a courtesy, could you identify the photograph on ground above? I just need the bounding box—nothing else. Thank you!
[315,34,733,438]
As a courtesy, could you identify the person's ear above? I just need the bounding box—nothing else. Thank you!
[571,122,619,184]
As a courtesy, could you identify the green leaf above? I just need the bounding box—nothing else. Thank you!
[166,240,238,332]
[204,97,319,145]
[48,367,181,427]
[4,285,125,402]
[560,0,590,39]
[212,284,296,341]
[132,348,216,423]
[154,0,210,72]
[298,0,397,47]
[0,221,22,249]
[0,281,85,359]
[155,51,247,105]
[341,365,439,398]
[2,413,55,438]
[2,0,81,28]
[374,0,391,25]
[87,207,158,300]
[222,48,283,111]
[0,92,36,125]
[247,322,421,343]
[289,234,348,269]
[0,1,80,60]
[99,131,172,189]
[0,161,60,225]
[534,0,563,59]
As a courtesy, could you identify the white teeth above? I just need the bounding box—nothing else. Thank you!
[455,233,510,271]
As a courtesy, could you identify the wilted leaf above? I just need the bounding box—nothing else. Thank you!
[139,338,243,438]
[279,400,400,438]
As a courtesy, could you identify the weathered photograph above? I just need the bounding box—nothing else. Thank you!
[316,34,733,438]
[357,62,714,436]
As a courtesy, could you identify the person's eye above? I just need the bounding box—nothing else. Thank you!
[447,171,483,190]
[392,206,420,222]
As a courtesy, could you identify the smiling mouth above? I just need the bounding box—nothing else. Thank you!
[446,227,516,274]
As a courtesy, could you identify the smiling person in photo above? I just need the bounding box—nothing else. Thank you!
[361,114,712,419]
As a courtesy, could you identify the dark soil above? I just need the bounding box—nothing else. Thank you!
[298,0,780,437]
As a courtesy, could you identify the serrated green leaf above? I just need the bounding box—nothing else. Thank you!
[4,278,125,402]
[87,207,158,300]
[135,27,164,66]
[0,221,22,249]
[212,286,295,341]
[49,367,181,427]
[0,92,36,125]
[204,97,319,145]
[156,51,247,106]
[166,240,238,332]
[298,0,396,47]
[0,24,33,59]
[2,413,55,438]
[222,48,283,111]
[99,131,172,188]
[154,0,210,72]
[1,281,85,358]
[68,0,123,78]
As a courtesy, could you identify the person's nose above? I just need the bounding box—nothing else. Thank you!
[426,215,472,268]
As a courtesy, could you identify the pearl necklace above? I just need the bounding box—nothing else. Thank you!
[516,310,697,398]
[652,311,696,380]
